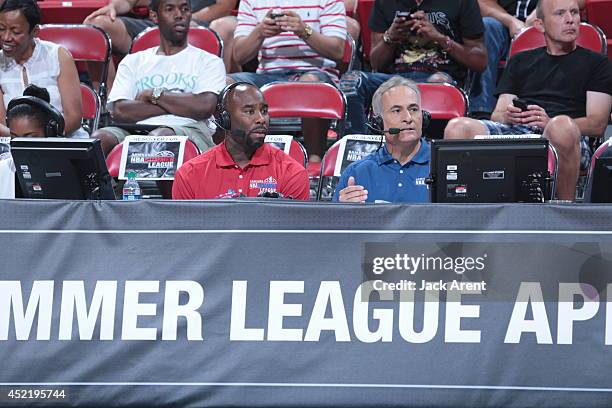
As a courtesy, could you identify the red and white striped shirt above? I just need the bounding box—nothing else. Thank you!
[235,0,347,79]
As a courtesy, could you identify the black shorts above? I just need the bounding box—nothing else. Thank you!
[120,16,210,40]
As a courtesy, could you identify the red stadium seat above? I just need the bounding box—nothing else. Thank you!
[584,0,612,59]
[130,26,223,57]
[105,142,122,178]
[585,139,611,200]
[355,0,375,61]
[317,138,341,200]
[548,144,559,199]
[261,81,347,177]
[416,83,468,139]
[261,81,346,122]
[105,138,201,178]
[416,83,468,120]
[39,0,106,24]
[288,138,308,168]
[588,139,611,174]
[338,34,356,74]
[38,24,112,105]
[509,22,607,58]
[265,138,308,168]
[316,134,383,200]
[80,83,101,134]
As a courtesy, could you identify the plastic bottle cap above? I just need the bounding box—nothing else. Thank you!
[127,171,137,179]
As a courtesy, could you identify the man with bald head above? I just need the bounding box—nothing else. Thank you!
[172,83,310,200]
[444,0,612,200]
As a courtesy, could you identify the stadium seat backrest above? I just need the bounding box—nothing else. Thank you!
[317,134,380,200]
[585,139,611,201]
[417,83,468,120]
[338,34,356,74]
[509,22,607,58]
[589,139,611,174]
[316,138,342,200]
[288,139,308,168]
[320,138,342,178]
[105,143,123,178]
[38,24,111,103]
[265,138,308,168]
[355,0,375,61]
[130,26,223,56]
[182,139,201,164]
[261,81,346,120]
[584,0,612,59]
[548,144,559,199]
[80,83,101,133]
[39,24,110,62]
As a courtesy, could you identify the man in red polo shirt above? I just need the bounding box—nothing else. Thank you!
[172,83,310,200]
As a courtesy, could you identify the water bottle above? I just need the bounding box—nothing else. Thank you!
[122,171,141,200]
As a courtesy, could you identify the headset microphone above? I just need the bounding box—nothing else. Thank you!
[367,110,431,136]
[365,122,402,135]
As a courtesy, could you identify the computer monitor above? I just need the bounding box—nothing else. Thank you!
[10,138,115,200]
[587,152,612,203]
[428,139,550,203]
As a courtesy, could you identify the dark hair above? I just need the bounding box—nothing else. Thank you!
[0,0,41,32]
[22,84,50,102]
[149,0,161,12]
[149,0,190,13]
[6,85,52,129]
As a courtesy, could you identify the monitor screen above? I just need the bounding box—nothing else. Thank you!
[10,138,115,200]
[587,155,612,203]
[428,139,550,203]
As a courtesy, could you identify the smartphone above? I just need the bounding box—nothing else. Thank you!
[513,98,529,111]
[395,10,411,18]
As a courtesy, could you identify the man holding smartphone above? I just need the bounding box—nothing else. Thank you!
[469,0,586,119]
[231,0,347,165]
[444,0,612,201]
[340,0,487,135]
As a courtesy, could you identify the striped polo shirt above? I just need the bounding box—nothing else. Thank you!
[235,0,347,79]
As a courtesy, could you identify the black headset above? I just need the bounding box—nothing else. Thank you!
[7,96,65,137]
[367,109,431,135]
[214,81,254,131]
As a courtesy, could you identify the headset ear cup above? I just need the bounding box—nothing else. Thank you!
[215,81,253,132]
[220,111,231,131]
[374,115,384,133]
[367,113,384,135]
[7,96,64,136]
[422,110,431,131]
[46,119,60,137]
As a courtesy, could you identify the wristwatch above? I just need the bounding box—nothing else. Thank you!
[151,87,165,105]
[300,24,313,40]
[383,30,395,45]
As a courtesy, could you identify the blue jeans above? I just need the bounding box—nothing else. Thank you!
[229,70,335,87]
[469,17,511,114]
[340,71,436,135]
